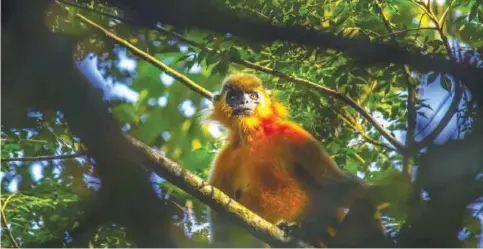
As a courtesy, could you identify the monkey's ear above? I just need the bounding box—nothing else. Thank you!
[265,89,272,97]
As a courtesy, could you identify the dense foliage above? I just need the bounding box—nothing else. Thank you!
[2,0,482,247]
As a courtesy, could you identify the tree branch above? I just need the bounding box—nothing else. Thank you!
[333,109,396,151]
[4,2,312,246]
[1,152,86,162]
[1,193,20,248]
[65,3,405,152]
[124,135,312,247]
[73,12,213,99]
[410,0,463,149]
[155,27,405,151]
[374,0,418,175]
[105,0,482,97]
[404,65,417,177]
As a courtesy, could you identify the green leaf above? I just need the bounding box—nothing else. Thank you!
[469,3,479,21]
[134,89,149,111]
[427,72,438,84]
[228,48,241,60]
[440,75,452,92]
[59,134,73,145]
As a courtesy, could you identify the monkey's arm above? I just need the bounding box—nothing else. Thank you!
[283,129,391,247]
[283,130,366,203]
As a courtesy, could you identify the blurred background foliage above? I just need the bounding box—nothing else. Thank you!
[1,0,482,247]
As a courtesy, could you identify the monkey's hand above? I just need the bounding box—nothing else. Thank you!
[276,220,302,238]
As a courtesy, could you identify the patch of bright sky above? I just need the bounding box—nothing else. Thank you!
[368,162,381,172]
[200,98,211,109]
[111,83,140,103]
[158,95,168,107]
[84,174,101,190]
[8,175,20,192]
[453,10,462,19]
[179,44,189,53]
[30,163,44,182]
[78,55,140,103]
[208,123,224,139]
[188,63,202,74]
[160,73,175,86]
[122,123,132,132]
[179,99,197,118]
[52,165,62,178]
[116,48,137,73]
[153,40,161,47]
[150,172,165,199]
[27,111,43,119]
[167,40,177,46]
[162,131,171,141]
[433,0,446,6]
[148,98,157,106]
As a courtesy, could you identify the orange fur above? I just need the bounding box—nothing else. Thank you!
[206,73,369,247]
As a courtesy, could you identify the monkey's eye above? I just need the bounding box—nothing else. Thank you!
[248,92,258,100]
[226,91,237,100]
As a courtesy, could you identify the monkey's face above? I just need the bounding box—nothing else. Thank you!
[206,73,286,129]
[224,85,263,117]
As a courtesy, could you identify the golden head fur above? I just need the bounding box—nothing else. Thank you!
[201,73,289,142]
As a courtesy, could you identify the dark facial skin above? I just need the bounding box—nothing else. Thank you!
[224,85,260,116]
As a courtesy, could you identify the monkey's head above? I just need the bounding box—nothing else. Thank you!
[204,73,288,131]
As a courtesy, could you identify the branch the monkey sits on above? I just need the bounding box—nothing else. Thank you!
[204,73,390,248]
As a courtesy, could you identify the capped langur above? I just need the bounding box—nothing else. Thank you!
[204,73,390,248]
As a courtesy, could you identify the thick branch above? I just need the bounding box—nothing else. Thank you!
[105,0,482,97]
[124,135,311,247]
[1,152,86,162]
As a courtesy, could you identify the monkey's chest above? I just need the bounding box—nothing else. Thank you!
[234,149,309,223]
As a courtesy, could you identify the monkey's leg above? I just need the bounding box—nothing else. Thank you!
[328,198,393,248]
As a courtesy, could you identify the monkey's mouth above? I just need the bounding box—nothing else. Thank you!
[233,107,254,116]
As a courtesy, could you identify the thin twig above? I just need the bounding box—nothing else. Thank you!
[334,109,396,151]
[381,27,439,37]
[73,12,213,99]
[411,0,454,60]
[1,193,20,248]
[374,0,417,178]
[56,0,405,152]
[1,152,86,162]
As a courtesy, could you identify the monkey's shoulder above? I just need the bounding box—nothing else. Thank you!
[261,119,313,144]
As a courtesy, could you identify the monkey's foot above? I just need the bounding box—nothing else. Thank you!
[276,220,301,237]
